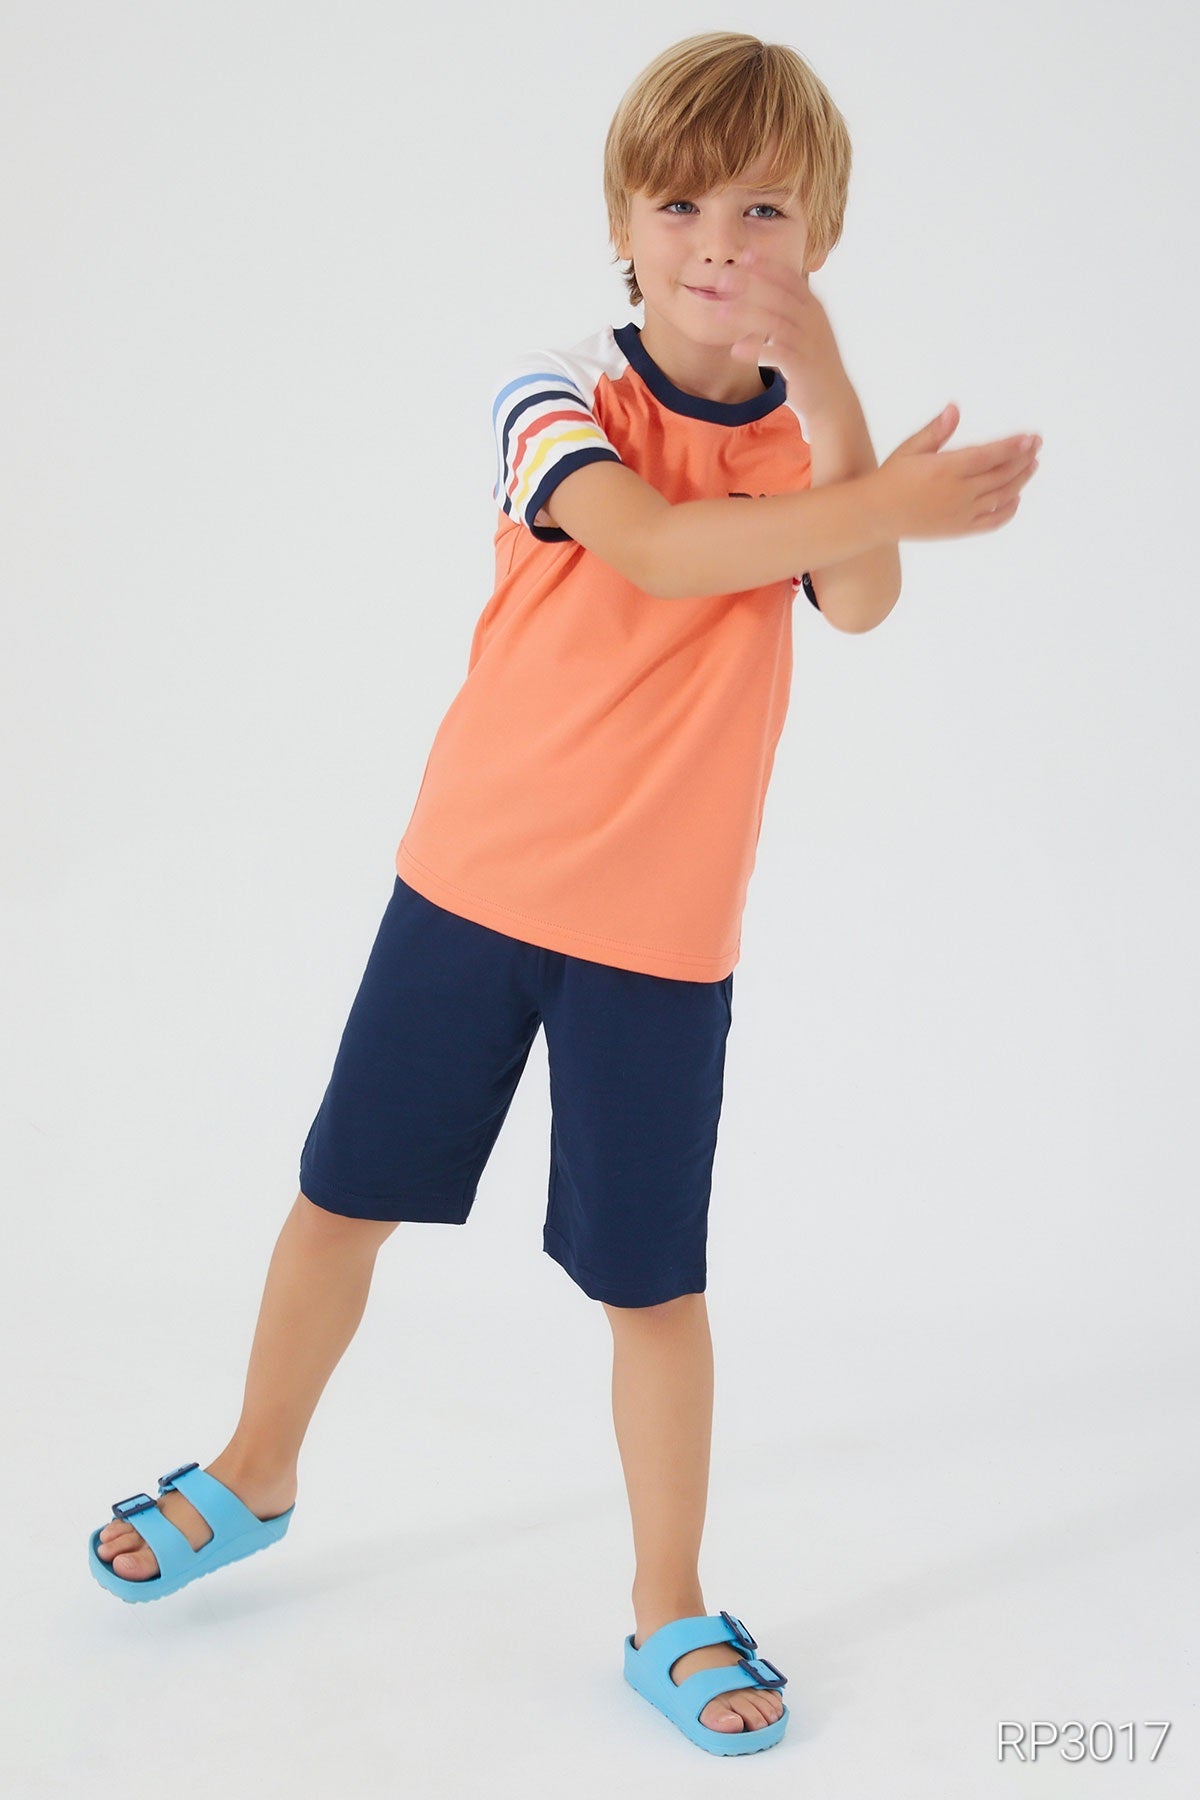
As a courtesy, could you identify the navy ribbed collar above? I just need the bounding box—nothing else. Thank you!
[613,319,785,425]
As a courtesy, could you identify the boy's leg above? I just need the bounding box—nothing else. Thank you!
[602,1293,784,1735]
[96,1191,398,1581]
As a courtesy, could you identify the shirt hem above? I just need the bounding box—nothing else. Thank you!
[395,840,738,984]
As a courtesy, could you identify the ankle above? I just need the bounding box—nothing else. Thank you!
[209,1445,298,1493]
[632,1578,706,1628]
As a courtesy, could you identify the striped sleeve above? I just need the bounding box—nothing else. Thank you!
[491,353,624,543]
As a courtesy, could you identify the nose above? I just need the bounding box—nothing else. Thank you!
[700,238,748,276]
[697,216,747,267]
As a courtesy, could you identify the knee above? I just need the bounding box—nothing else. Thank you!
[601,1291,703,1324]
[296,1191,400,1244]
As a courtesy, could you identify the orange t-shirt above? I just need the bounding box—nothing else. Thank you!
[395,321,820,981]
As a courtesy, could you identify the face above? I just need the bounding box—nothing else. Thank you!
[614,148,824,364]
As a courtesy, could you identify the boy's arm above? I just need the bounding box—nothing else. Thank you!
[543,416,1039,598]
[802,382,902,633]
[542,460,897,605]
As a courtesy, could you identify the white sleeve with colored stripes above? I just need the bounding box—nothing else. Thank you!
[491,351,625,543]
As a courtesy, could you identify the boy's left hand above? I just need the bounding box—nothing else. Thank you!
[727,251,849,418]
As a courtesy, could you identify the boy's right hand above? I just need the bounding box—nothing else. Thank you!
[871,404,1042,540]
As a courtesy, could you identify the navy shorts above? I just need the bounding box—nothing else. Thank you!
[298,875,734,1307]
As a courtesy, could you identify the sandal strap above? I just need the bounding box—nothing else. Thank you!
[108,1492,197,1583]
[676,1660,785,1721]
[157,1464,268,1542]
[632,1610,754,1672]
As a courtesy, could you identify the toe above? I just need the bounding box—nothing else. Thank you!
[701,1698,745,1731]
[96,1528,138,1560]
[733,1692,779,1730]
[111,1546,160,1580]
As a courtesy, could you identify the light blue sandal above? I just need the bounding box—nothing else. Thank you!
[88,1461,294,1603]
[624,1610,789,1755]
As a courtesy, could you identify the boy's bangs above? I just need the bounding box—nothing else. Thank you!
[633,119,807,205]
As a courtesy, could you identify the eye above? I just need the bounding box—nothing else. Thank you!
[659,200,785,219]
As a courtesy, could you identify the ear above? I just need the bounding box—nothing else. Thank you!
[611,201,637,263]
[805,246,829,276]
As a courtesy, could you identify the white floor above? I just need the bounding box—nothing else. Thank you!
[8,829,1198,1798]
[8,1220,1198,1800]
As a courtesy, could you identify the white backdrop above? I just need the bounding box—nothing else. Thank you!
[3,2,1197,1795]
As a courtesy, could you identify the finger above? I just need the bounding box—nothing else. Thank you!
[961,433,1039,465]
[991,432,1041,458]
[729,299,793,342]
[974,458,1038,513]
[735,254,805,297]
[973,495,1020,529]
[975,457,1039,510]
[946,437,1039,477]
[743,247,804,280]
[978,450,1036,500]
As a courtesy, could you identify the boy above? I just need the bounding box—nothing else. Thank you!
[88,31,1040,1757]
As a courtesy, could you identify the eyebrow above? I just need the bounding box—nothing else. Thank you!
[654,181,794,200]
[660,187,791,198]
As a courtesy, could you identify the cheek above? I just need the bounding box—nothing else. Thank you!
[638,234,678,270]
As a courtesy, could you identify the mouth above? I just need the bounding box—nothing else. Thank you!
[685,286,731,301]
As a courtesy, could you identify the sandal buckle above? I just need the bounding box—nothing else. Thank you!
[157,1462,200,1492]
[719,1609,758,1655]
[738,1653,787,1690]
[111,1492,157,1522]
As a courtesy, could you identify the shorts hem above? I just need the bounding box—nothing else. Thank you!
[299,1163,473,1225]
[541,1224,706,1307]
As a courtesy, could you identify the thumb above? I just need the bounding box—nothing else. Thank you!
[894,402,959,458]
[925,401,959,443]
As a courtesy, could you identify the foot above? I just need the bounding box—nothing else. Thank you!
[94,1457,297,1583]
[632,1595,785,1735]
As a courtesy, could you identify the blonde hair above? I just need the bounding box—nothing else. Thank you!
[603,32,853,308]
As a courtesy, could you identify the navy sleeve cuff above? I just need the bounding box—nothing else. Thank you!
[523,447,624,542]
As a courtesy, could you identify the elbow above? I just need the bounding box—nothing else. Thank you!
[824,582,902,633]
